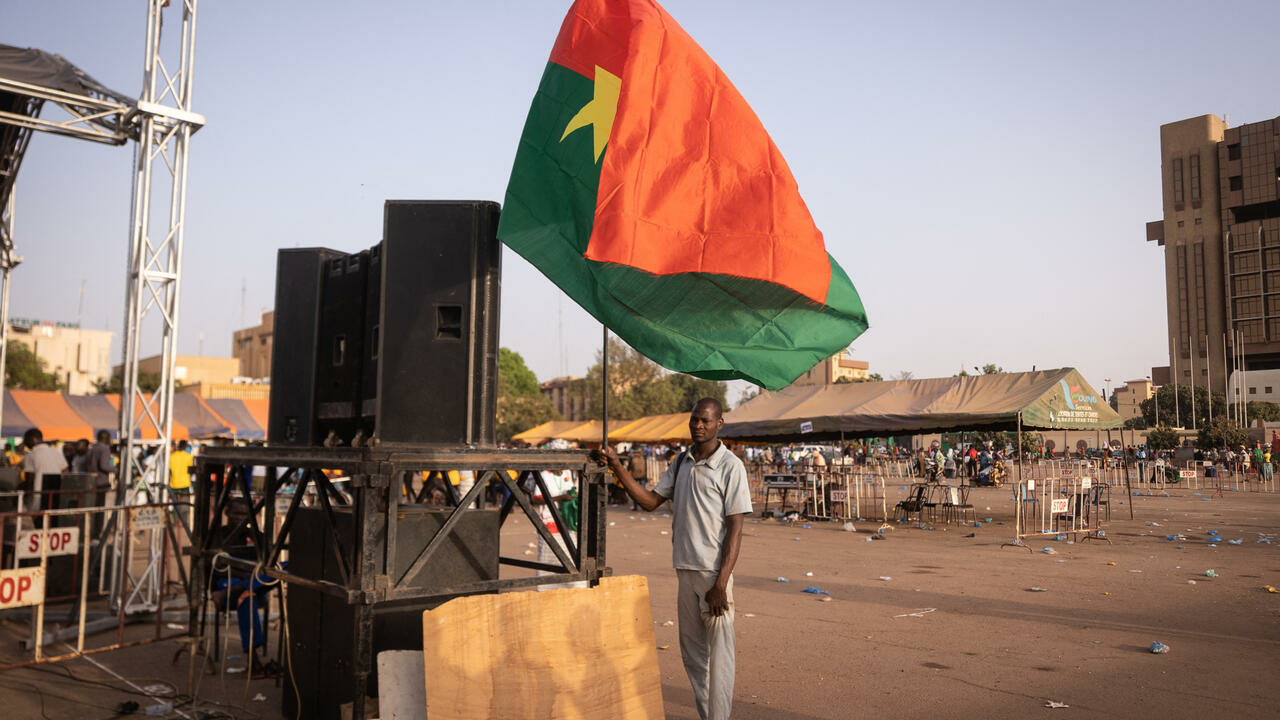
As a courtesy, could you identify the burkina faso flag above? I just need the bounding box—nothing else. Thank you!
[498,0,868,390]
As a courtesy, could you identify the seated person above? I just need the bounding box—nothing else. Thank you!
[212,497,280,677]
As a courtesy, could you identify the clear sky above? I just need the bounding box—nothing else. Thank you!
[4,0,1279,403]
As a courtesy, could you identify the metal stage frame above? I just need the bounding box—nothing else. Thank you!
[0,0,204,615]
[189,445,611,719]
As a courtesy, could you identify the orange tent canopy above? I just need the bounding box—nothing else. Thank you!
[105,394,190,441]
[9,389,91,441]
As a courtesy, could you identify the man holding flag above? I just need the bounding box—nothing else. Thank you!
[500,0,869,711]
[597,398,751,720]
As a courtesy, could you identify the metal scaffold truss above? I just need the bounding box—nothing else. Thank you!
[0,0,203,614]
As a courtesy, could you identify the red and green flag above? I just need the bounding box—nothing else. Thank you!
[498,0,868,390]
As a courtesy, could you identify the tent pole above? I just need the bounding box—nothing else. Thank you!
[601,325,609,447]
[1016,412,1024,537]
[1173,353,1180,427]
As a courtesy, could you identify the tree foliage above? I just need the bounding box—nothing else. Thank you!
[1145,425,1181,451]
[495,347,560,443]
[955,364,1003,378]
[1139,384,1225,429]
[1195,416,1249,451]
[5,341,65,391]
[584,337,726,420]
[1247,400,1280,423]
[836,372,883,383]
[92,369,163,395]
[498,347,541,398]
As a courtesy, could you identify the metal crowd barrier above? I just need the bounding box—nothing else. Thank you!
[1008,475,1109,550]
[0,493,190,669]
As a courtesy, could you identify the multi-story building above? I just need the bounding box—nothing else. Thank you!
[1111,378,1154,423]
[113,354,241,387]
[1147,114,1280,395]
[540,376,587,422]
[232,311,273,381]
[790,350,870,386]
[6,319,113,394]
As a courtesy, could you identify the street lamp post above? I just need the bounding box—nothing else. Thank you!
[1148,375,1159,426]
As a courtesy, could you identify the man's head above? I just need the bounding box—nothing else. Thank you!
[22,428,43,449]
[688,397,724,444]
[96,430,111,444]
[177,440,189,452]
[75,439,90,455]
[225,497,252,525]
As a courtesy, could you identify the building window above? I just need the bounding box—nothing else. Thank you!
[1250,387,1257,394]
[1228,143,1241,161]
[1189,154,1201,202]
[1176,246,1189,354]
[1234,274,1261,295]
[1195,242,1206,341]
[1195,218,1202,225]
[1229,176,1243,191]
[1234,297,1262,318]
[1268,387,1274,394]
[1172,158,1184,204]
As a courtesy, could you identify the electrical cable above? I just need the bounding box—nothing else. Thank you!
[27,663,181,698]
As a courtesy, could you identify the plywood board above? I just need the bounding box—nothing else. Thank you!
[421,575,664,719]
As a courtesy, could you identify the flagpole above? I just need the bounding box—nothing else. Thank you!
[602,324,609,447]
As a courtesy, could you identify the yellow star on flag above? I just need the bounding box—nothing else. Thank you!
[560,65,620,162]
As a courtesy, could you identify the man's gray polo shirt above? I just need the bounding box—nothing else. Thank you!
[655,442,753,572]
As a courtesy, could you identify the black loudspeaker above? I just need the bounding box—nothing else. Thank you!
[268,248,344,445]
[267,200,501,447]
[283,506,499,720]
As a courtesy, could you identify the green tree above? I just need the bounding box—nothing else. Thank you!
[1140,384,1225,429]
[498,347,541,398]
[1195,416,1249,450]
[92,369,163,395]
[1146,425,1181,451]
[583,337,725,419]
[4,341,64,391]
[665,372,727,414]
[497,394,561,443]
[836,372,883,383]
[495,347,560,443]
[1247,400,1280,423]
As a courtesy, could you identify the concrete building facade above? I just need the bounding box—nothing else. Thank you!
[114,354,241,387]
[1111,378,1154,423]
[1148,114,1280,395]
[540,376,587,422]
[790,351,870,386]
[7,320,113,394]
[233,311,273,380]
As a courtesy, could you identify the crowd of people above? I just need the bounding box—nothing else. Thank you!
[2,428,199,514]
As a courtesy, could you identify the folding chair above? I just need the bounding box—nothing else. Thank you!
[895,485,927,523]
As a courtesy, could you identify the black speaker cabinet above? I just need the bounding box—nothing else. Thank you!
[268,248,345,445]
[282,506,499,720]
[267,200,501,447]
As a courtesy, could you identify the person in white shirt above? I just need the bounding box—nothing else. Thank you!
[21,428,67,513]
[529,469,585,590]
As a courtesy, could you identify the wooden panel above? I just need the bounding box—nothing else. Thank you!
[421,575,664,719]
